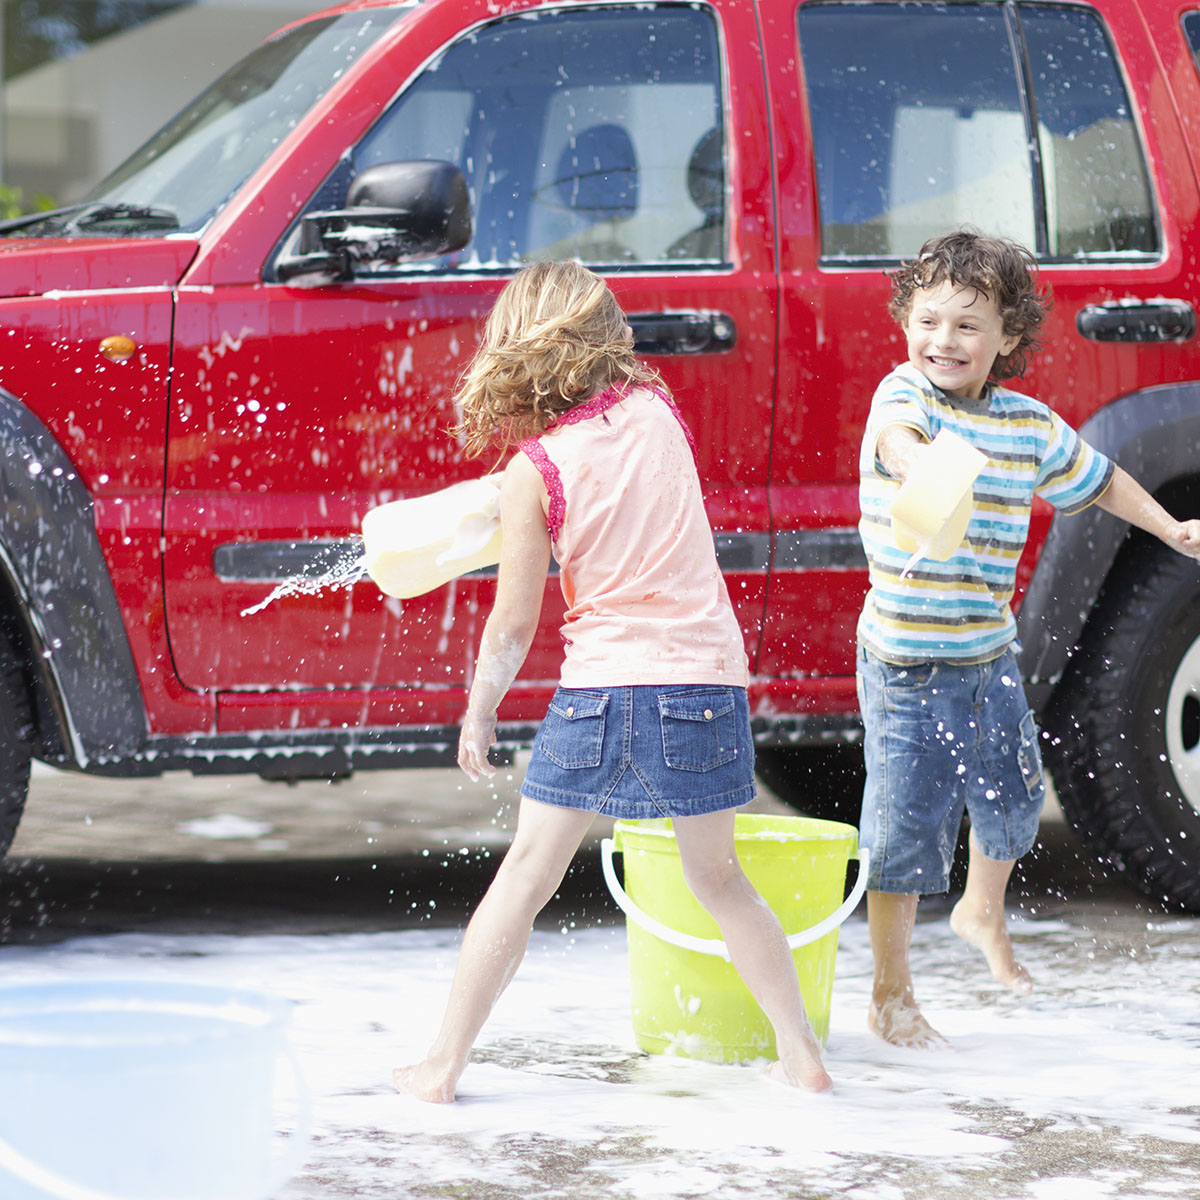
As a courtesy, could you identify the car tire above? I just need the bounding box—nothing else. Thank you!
[0,632,32,855]
[753,744,865,824]
[1043,543,1200,911]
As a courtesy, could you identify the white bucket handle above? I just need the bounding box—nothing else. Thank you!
[0,1043,310,1200]
[600,837,869,963]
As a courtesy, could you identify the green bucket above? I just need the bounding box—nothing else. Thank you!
[601,814,867,1063]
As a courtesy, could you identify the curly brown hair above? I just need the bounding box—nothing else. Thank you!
[888,230,1050,380]
[452,261,660,457]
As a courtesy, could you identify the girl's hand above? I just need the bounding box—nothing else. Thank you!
[1165,518,1200,560]
[458,708,498,782]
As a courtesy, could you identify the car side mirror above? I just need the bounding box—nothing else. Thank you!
[276,161,471,283]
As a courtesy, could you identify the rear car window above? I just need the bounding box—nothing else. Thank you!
[798,2,1157,263]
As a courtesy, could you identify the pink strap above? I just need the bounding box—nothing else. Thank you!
[518,438,565,542]
[651,384,698,461]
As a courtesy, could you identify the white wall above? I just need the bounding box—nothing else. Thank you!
[5,1,322,202]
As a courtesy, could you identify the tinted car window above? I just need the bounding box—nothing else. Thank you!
[798,2,1156,262]
[799,5,1030,259]
[1184,11,1200,74]
[346,5,725,270]
[1023,8,1156,256]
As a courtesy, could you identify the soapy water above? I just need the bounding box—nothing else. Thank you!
[240,539,368,617]
[10,911,1200,1200]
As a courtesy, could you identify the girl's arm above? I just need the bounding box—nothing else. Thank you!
[1095,465,1200,560]
[458,453,552,781]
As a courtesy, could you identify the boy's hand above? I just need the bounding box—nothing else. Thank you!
[458,709,498,782]
[1164,519,1200,560]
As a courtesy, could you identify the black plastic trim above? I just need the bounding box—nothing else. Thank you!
[97,708,864,781]
[1017,381,1200,711]
[215,529,861,583]
[0,389,147,764]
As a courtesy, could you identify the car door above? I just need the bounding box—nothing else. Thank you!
[164,0,777,731]
[757,0,1200,699]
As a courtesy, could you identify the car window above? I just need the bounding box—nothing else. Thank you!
[343,5,725,271]
[797,2,1157,263]
[1181,12,1200,78]
[1022,8,1156,257]
[9,9,408,239]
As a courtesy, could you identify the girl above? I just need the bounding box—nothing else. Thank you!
[394,261,832,1102]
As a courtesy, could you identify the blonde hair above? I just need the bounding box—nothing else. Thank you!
[452,261,660,456]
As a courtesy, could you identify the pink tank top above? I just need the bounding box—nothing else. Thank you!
[519,383,749,688]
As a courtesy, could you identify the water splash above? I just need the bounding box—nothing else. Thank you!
[240,539,369,617]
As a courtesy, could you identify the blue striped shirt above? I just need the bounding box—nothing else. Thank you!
[857,364,1114,665]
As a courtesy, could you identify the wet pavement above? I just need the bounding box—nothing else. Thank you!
[3,760,1198,1200]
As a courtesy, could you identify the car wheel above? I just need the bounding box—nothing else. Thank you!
[0,632,32,854]
[753,744,865,824]
[1044,544,1200,911]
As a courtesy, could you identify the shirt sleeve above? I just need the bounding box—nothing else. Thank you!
[1034,411,1115,514]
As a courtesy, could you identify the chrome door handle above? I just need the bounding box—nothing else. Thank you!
[628,311,737,354]
[1076,300,1196,343]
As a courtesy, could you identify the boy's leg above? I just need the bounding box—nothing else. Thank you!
[954,650,1043,995]
[394,795,596,1103]
[949,830,1033,993]
[671,807,832,1092]
[867,889,948,1047]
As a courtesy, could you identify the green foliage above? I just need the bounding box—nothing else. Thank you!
[0,184,56,220]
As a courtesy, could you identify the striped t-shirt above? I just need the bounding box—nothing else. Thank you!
[857,363,1114,665]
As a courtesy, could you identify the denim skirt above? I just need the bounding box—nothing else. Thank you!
[521,684,756,819]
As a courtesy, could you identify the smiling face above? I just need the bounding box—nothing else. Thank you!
[902,280,1020,400]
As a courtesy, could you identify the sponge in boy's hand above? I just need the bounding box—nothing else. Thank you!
[889,429,988,575]
[362,475,503,599]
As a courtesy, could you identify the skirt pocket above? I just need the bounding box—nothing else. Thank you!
[540,690,610,769]
[658,688,737,773]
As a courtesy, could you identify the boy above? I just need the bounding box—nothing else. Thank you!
[857,230,1200,1047]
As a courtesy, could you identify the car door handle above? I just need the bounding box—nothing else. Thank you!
[628,311,737,354]
[1076,300,1196,343]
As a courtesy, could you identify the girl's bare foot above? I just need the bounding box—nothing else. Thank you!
[393,1059,461,1104]
[763,1033,834,1092]
[868,992,948,1048]
[949,900,1034,994]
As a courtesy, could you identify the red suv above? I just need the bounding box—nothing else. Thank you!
[2,0,1200,908]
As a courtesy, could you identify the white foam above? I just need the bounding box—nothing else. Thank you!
[2,912,1199,1197]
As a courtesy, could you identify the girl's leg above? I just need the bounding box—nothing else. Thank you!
[867,889,947,1047]
[394,796,596,1102]
[671,808,832,1092]
[948,830,1033,993]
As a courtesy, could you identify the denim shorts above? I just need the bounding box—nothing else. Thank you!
[857,645,1045,894]
[521,685,756,819]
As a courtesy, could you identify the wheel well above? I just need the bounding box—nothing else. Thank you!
[1087,472,1200,646]
[0,576,68,762]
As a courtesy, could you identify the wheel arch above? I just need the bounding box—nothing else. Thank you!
[1018,381,1200,714]
[0,387,148,766]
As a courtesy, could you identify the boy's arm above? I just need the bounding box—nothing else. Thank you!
[876,423,928,482]
[458,453,552,781]
[1094,466,1200,560]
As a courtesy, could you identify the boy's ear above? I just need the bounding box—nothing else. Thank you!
[999,331,1021,357]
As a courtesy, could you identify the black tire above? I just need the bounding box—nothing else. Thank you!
[1044,544,1200,911]
[0,634,32,854]
[753,744,865,824]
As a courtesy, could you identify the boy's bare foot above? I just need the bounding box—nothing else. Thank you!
[949,900,1034,994]
[393,1059,460,1104]
[763,1033,834,1092]
[868,992,948,1048]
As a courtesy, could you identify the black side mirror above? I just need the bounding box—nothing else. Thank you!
[276,161,472,283]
